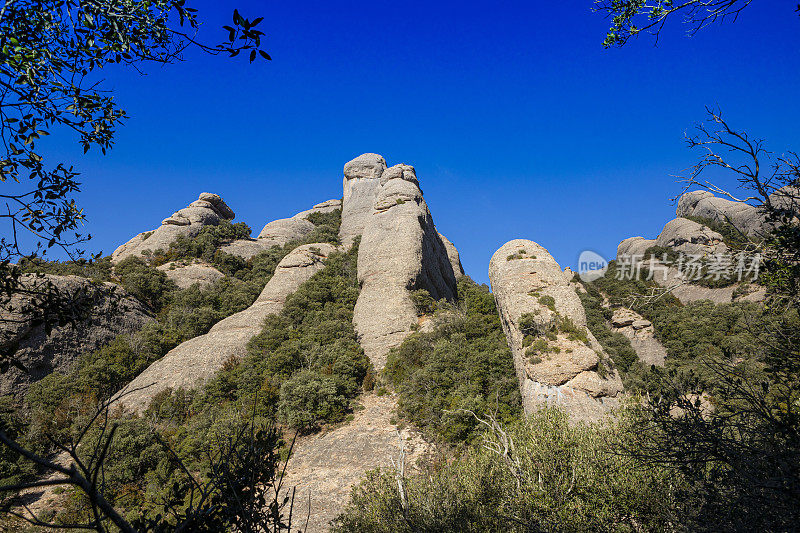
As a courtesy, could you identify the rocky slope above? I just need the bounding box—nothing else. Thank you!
[489,240,624,422]
[0,274,152,399]
[115,243,337,413]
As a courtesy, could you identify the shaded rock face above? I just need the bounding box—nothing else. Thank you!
[156,261,225,289]
[610,308,666,367]
[112,193,235,262]
[339,153,387,246]
[116,243,338,413]
[438,232,465,278]
[676,190,764,237]
[353,163,458,370]
[489,240,623,422]
[0,275,152,399]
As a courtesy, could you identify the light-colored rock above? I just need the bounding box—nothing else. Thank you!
[438,232,465,278]
[489,240,623,422]
[257,217,316,246]
[654,218,727,256]
[611,308,666,367]
[292,199,342,220]
[676,190,715,218]
[282,393,429,532]
[115,243,338,413]
[353,164,458,370]
[0,275,153,398]
[156,261,225,289]
[676,190,765,237]
[112,193,235,262]
[616,236,655,260]
[339,153,387,245]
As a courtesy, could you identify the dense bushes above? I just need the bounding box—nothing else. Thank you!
[23,244,295,451]
[191,242,369,431]
[583,261,767,393]
[333,408,688,532]
[18,256,114,281]
[578,283,639,373]
[383,277,521,444]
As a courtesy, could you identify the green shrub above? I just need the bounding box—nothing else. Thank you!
[409,288,437,316]
[191,242,368,426]
[578,285,639,374]
[383,277,521,443]
[17,256,114,281]
[333,408,689,532]
[537,294,556,311]
[114,256,175,310]
[278,370,348,430]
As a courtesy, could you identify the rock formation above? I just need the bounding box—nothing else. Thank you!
[221,199,341,260]
[489,240,624,422]
[352,161,459,369]
[339,153,387,246]
[610,308,667,366]
[617,217,726,259]
[676,190,764,237]
[257,217,315,245]
[0,275,152,398]
[116,243,337,413]
[155,261,225,289]
[112,193,235,262]
[438,232,465,278]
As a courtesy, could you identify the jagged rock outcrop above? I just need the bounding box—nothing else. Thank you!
[489,240,623,422]
[655,218,727,255]
[0,275,152,399]
[438,232,465,278]
[116,243,337,413]
[112,193,235,262]
[353,163,458,369]
[339,153,387,245]
[156,261,225,289]
[610,308,667,366]
[676,190,765,237]
[617,217,726,259]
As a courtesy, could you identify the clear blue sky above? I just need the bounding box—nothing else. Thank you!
[44,1,799,284]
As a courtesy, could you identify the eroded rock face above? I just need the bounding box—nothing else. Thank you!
[654,218,727,255]
[617,218,726,260]
[438,232,464,278]
[353,163,458,370]
[115,243,338,413]
[112,193,235,262]
[339,153,387,246]
[0,275,153,399]
[156,261,225,289]
[488,240,623,422]
[257,217,315,245]
[676,190,764,237]
[610,308,666,367]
